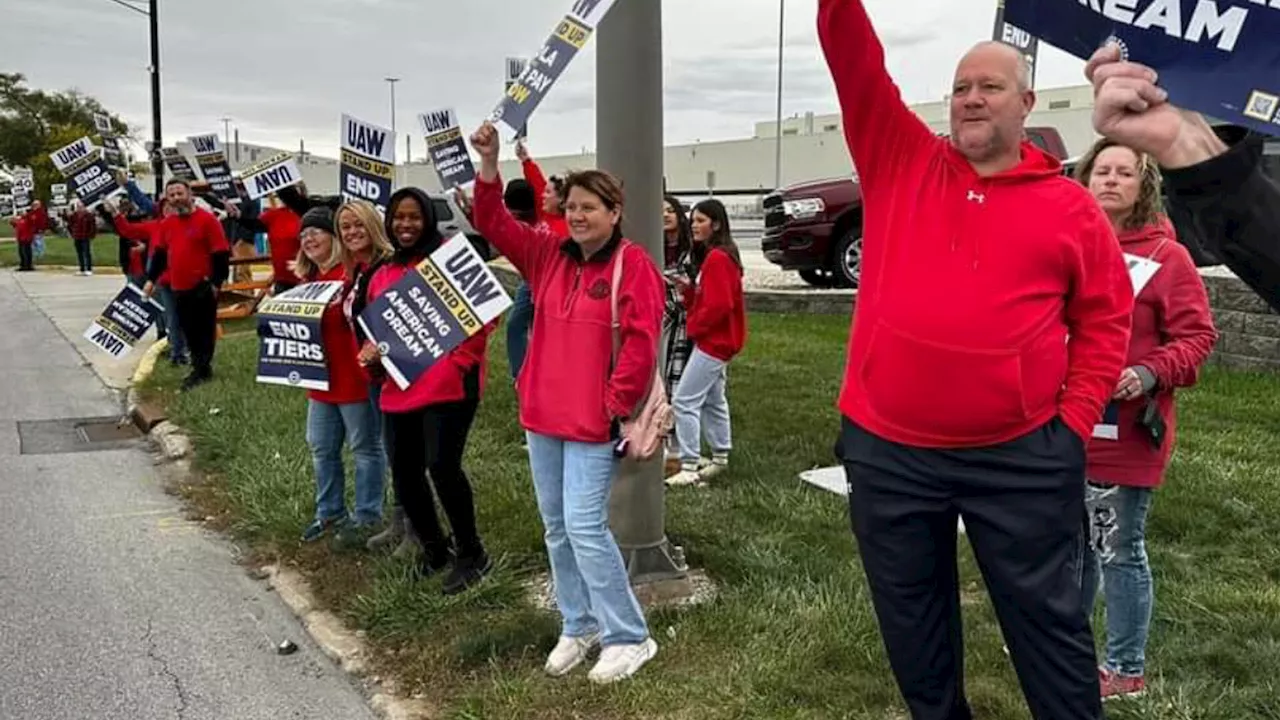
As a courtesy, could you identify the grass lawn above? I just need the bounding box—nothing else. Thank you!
[139,313,1280,719]
[0,234,119,269]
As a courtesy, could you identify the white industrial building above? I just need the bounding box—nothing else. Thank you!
[137,84,1101,198]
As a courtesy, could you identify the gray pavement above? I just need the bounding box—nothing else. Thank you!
[0,269,377,720]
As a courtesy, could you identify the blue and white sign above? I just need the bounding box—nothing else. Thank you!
[340,114,394,213]
[188,133,239,203]
[358,234,512,390]
[50,137,121,209]
[420,108,476,190]
[83,283,164,358]
[256,281,347,391]
[1005,0,1280,136]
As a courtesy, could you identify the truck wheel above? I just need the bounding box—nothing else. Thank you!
[832,229,863,289]
[798,269,834,288]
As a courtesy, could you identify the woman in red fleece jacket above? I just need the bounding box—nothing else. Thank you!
[288,207,387,548]
[1075,139,1218,699]
[666,199,746,487]
[470,120,663,684]
[358,187,493,596]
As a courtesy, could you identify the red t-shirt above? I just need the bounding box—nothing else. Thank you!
[307,264,369,405]
[261,207,302,286]
[155,209,230,291]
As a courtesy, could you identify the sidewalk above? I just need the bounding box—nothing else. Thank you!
[10,268,156,393]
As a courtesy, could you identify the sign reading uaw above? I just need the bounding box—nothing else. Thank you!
[1005,0,1280,135]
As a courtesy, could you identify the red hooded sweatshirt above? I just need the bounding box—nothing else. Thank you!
[261,206,302,286]
[306,264,369,406]
[14,214,35,244]
[683,247,747,362]
[522,158,570,238]
[819,0,1133,447]
[473,174,665,444]
[1086,220,1218,487]
[113,214,168,286]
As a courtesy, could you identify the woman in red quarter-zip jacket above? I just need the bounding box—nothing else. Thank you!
[469,120,663,685]
[1074,138,1218,701]
[358,187,493,596]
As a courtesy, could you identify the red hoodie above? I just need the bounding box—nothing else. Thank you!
[367,258,490,414]
[473,175,665,443]
[307,264,368,406]
[1086,220,1218,487]
[522,158,570,238]
[818,0,1133,447]
[683,247,747,362]
[261,206,302,286]
[13,214,34,244]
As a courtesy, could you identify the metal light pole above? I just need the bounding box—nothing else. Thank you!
[774,0,785,190]
[385,76,400,185]
[597,0,685,584]
[219,117,232,150]
[102,0,163,196]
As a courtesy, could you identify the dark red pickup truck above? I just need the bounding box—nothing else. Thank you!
[761,127,1071,288]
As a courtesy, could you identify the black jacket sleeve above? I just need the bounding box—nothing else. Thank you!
[1163,126,1280,313]
[147,249,168,283]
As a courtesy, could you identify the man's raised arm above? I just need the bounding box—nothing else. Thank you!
[817,0,938,183]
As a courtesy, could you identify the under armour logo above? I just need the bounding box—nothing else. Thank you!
[967,190,985,204]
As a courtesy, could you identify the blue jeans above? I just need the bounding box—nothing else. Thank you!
[526,431,648,646]
[673,347,732,463]
[506,282,533,381]
[1082,482,1154,676]
[306,398,386,526]
[157,285,187,360]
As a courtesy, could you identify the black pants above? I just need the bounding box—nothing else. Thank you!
[74,238,93,272]
[174,282,218,378]
[17,242,34,270]
[385,392,483,558]
[838,417,1100,720]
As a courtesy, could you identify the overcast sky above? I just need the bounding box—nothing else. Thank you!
[2,0,1091,161]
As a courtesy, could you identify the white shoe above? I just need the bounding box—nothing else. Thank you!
[587,638,658,684]
[665,468,702,487]
[86,270,93,276]
[544,633,600,677]
[699,454,729,481]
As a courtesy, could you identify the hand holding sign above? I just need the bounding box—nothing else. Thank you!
[470,121,500,162]
[1087,44,1230,169]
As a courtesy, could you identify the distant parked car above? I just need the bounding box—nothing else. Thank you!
[761,126,1071,288]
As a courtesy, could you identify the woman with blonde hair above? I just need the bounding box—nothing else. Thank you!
[292,206,387,546]
[1074,138,1218,700]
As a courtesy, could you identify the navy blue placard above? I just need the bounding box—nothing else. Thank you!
[255,281,345,391]
[1006,0,1280,136]
[82,283,164,358]
[357,265,469,391]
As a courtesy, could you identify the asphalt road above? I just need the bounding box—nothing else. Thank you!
[0,270,376,720]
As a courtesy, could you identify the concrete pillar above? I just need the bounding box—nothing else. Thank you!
[596,0,686,584]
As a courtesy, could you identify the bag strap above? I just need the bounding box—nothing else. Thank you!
[609,241,625,364]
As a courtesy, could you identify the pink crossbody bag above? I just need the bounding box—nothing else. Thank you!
[610,243,674,461]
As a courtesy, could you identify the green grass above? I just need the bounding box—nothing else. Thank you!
[139,314,1280,719]
[0,234,119,268]
[1,219,12,238]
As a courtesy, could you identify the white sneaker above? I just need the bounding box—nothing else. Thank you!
[587,638,658,684]
[544,633,600,677]
[665,468,702,487]
[85,270,93,276]
[699,454,729,481]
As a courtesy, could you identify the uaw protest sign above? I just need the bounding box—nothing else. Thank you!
[1005,0,1280,135]
[420,108,477,190]
[188,133,239,202]
[256,281,347,391]
[240,151,303,200]
[83,283,165,359]
[489,0,619,139]
[340,114,394,213]
[50,137,122,209]
[358,234,512,390]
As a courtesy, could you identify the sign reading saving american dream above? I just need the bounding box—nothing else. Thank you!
[50,137,122,209]
[340,114,394,213]
[358,234,513,390]
[188,133,239,202]
[256,281,347,391]
[82,283,165,359]
[489,0,620,139]
[1005,0,1280,136]
[420,108,476,190]
[161,147,199,182]
[240,151,303,200]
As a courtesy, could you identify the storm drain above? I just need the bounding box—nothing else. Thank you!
[17,416,145,455]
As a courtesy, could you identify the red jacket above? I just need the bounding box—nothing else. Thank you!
[307,264,368,406]
[1086,220,1218,487]
[13,214,34,244]
[818,0,1133,448]
[473,175,665,443]
[114,214,168,285]
[367,259,490,414]
[154,208,230,291]
[31,206,49,233]
[68,209,97,241]
[522,159,570,238]
[261,206,302,286]
[684,247,747,361]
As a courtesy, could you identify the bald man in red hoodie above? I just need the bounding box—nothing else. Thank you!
[819,3,1132,719]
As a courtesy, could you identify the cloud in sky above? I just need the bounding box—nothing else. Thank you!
[3,0,1090,160]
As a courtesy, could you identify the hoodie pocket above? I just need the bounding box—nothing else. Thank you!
[859,321,1029,440]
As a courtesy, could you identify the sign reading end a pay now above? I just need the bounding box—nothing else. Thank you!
[1006,0,1280,136]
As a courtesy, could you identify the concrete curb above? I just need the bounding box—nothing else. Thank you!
[126,341,437,720]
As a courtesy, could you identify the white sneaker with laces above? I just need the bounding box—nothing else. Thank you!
[699,454,729,480]
[544,632,600,677]
[587,638,658,684]
[665,467,702,487]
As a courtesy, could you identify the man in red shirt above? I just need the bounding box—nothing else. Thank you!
[819,2,1133,719]
[144,179,231,391]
